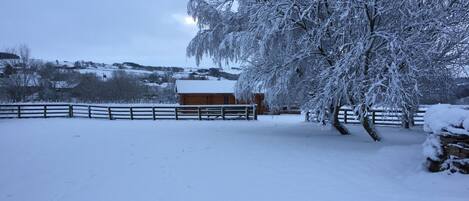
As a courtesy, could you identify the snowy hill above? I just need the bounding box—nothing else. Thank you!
[53,60,241,81]
[0,59,242,102]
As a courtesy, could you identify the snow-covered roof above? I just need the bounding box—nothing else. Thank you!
[176,80,236,94]
[0,52,19,60]
[51,81,78,89]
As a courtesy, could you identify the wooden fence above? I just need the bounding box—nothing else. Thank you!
[305,107,427,126]
[0,104,258,120]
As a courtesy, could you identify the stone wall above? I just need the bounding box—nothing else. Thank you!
[427,134,469,174]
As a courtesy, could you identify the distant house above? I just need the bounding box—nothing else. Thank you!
[0,52,20,60]
[0,52,20,76]
[175,80,267,114]
[51,81,78,90]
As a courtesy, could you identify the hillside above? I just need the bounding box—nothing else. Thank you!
[0,59,241,103]
[54,60,241,81]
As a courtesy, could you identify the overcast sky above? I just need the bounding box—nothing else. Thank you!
[0,0,214,67]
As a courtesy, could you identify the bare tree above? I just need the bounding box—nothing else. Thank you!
[0,45,38,102]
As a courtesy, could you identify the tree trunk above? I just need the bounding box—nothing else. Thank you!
[401,107,415,129]
[402,113,410,129]
[361,115,381,141]
[330,105,349,135]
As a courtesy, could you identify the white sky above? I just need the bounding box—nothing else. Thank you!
[0,0,214,68]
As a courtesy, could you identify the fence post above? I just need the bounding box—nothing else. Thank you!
[152,107,156,120]
[17,105,21,118]
[305,111,309,122]
[44,105,47,118]
[410,110,415,127]
[245,106,249,120]
[253,105,258,120]
[175,107,179,120]
[130,107,134,120]
[344,110,348,124]
[69,105,73,118]
[108,107,113,120]
[198,107,201,120]
[372,111,376,124]
[88,106,91,118]
[221,107,225,120]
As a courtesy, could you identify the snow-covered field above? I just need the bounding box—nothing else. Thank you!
[0,115,467,201]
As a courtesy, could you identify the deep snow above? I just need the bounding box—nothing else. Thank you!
[0,115,467,201]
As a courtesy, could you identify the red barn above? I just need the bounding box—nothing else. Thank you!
[175,80,267,114]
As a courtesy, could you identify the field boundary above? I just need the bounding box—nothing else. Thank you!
[305,107,428,127]
[0,104,258,120]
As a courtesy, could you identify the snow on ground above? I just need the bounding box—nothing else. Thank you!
[77,68,155,78]
[0,115,467,201]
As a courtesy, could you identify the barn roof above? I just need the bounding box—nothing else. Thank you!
[176,80,236,94]
[0,52,20,60]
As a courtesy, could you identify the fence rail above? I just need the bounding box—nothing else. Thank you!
[305,107,427,126]
[0,104,258,121]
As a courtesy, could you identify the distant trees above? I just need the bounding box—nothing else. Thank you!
[2,65,15,77]
[187,0,469,141]
[147,83,177,103]
[71,74,103,101]
[0,45,38,102]
[106,71,147,101]
[419,73,456,104]
[72,71,148,102]
[36,62,81,101]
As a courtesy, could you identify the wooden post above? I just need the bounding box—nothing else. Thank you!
[69,105,73,118]
[253,105,257,120]
[17,105,21,118]
[401,111,408,128]
[175,107,179,120]
[88,106,92,118]
[344,110,348,124]
[152,107,156,120]
[245,106,249,120]
[372,111,376,124]
[44,105,47,118]
[410,110,415,127]
[130,107,134,120]
[305,111,309,122]
[221,107,225,120]
[198,107,201,120]
[108,107,113,120]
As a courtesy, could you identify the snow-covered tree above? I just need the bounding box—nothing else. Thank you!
[187,0,469,141]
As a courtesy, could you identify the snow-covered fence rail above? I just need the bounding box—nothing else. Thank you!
[0,104,258,120]
[305,107,428,126]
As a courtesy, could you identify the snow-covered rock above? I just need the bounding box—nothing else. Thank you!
[422,135,442,161]
[423,104,469,135]
[423,104,469,173]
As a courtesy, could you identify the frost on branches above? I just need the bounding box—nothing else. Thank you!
[187,0,469,141]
